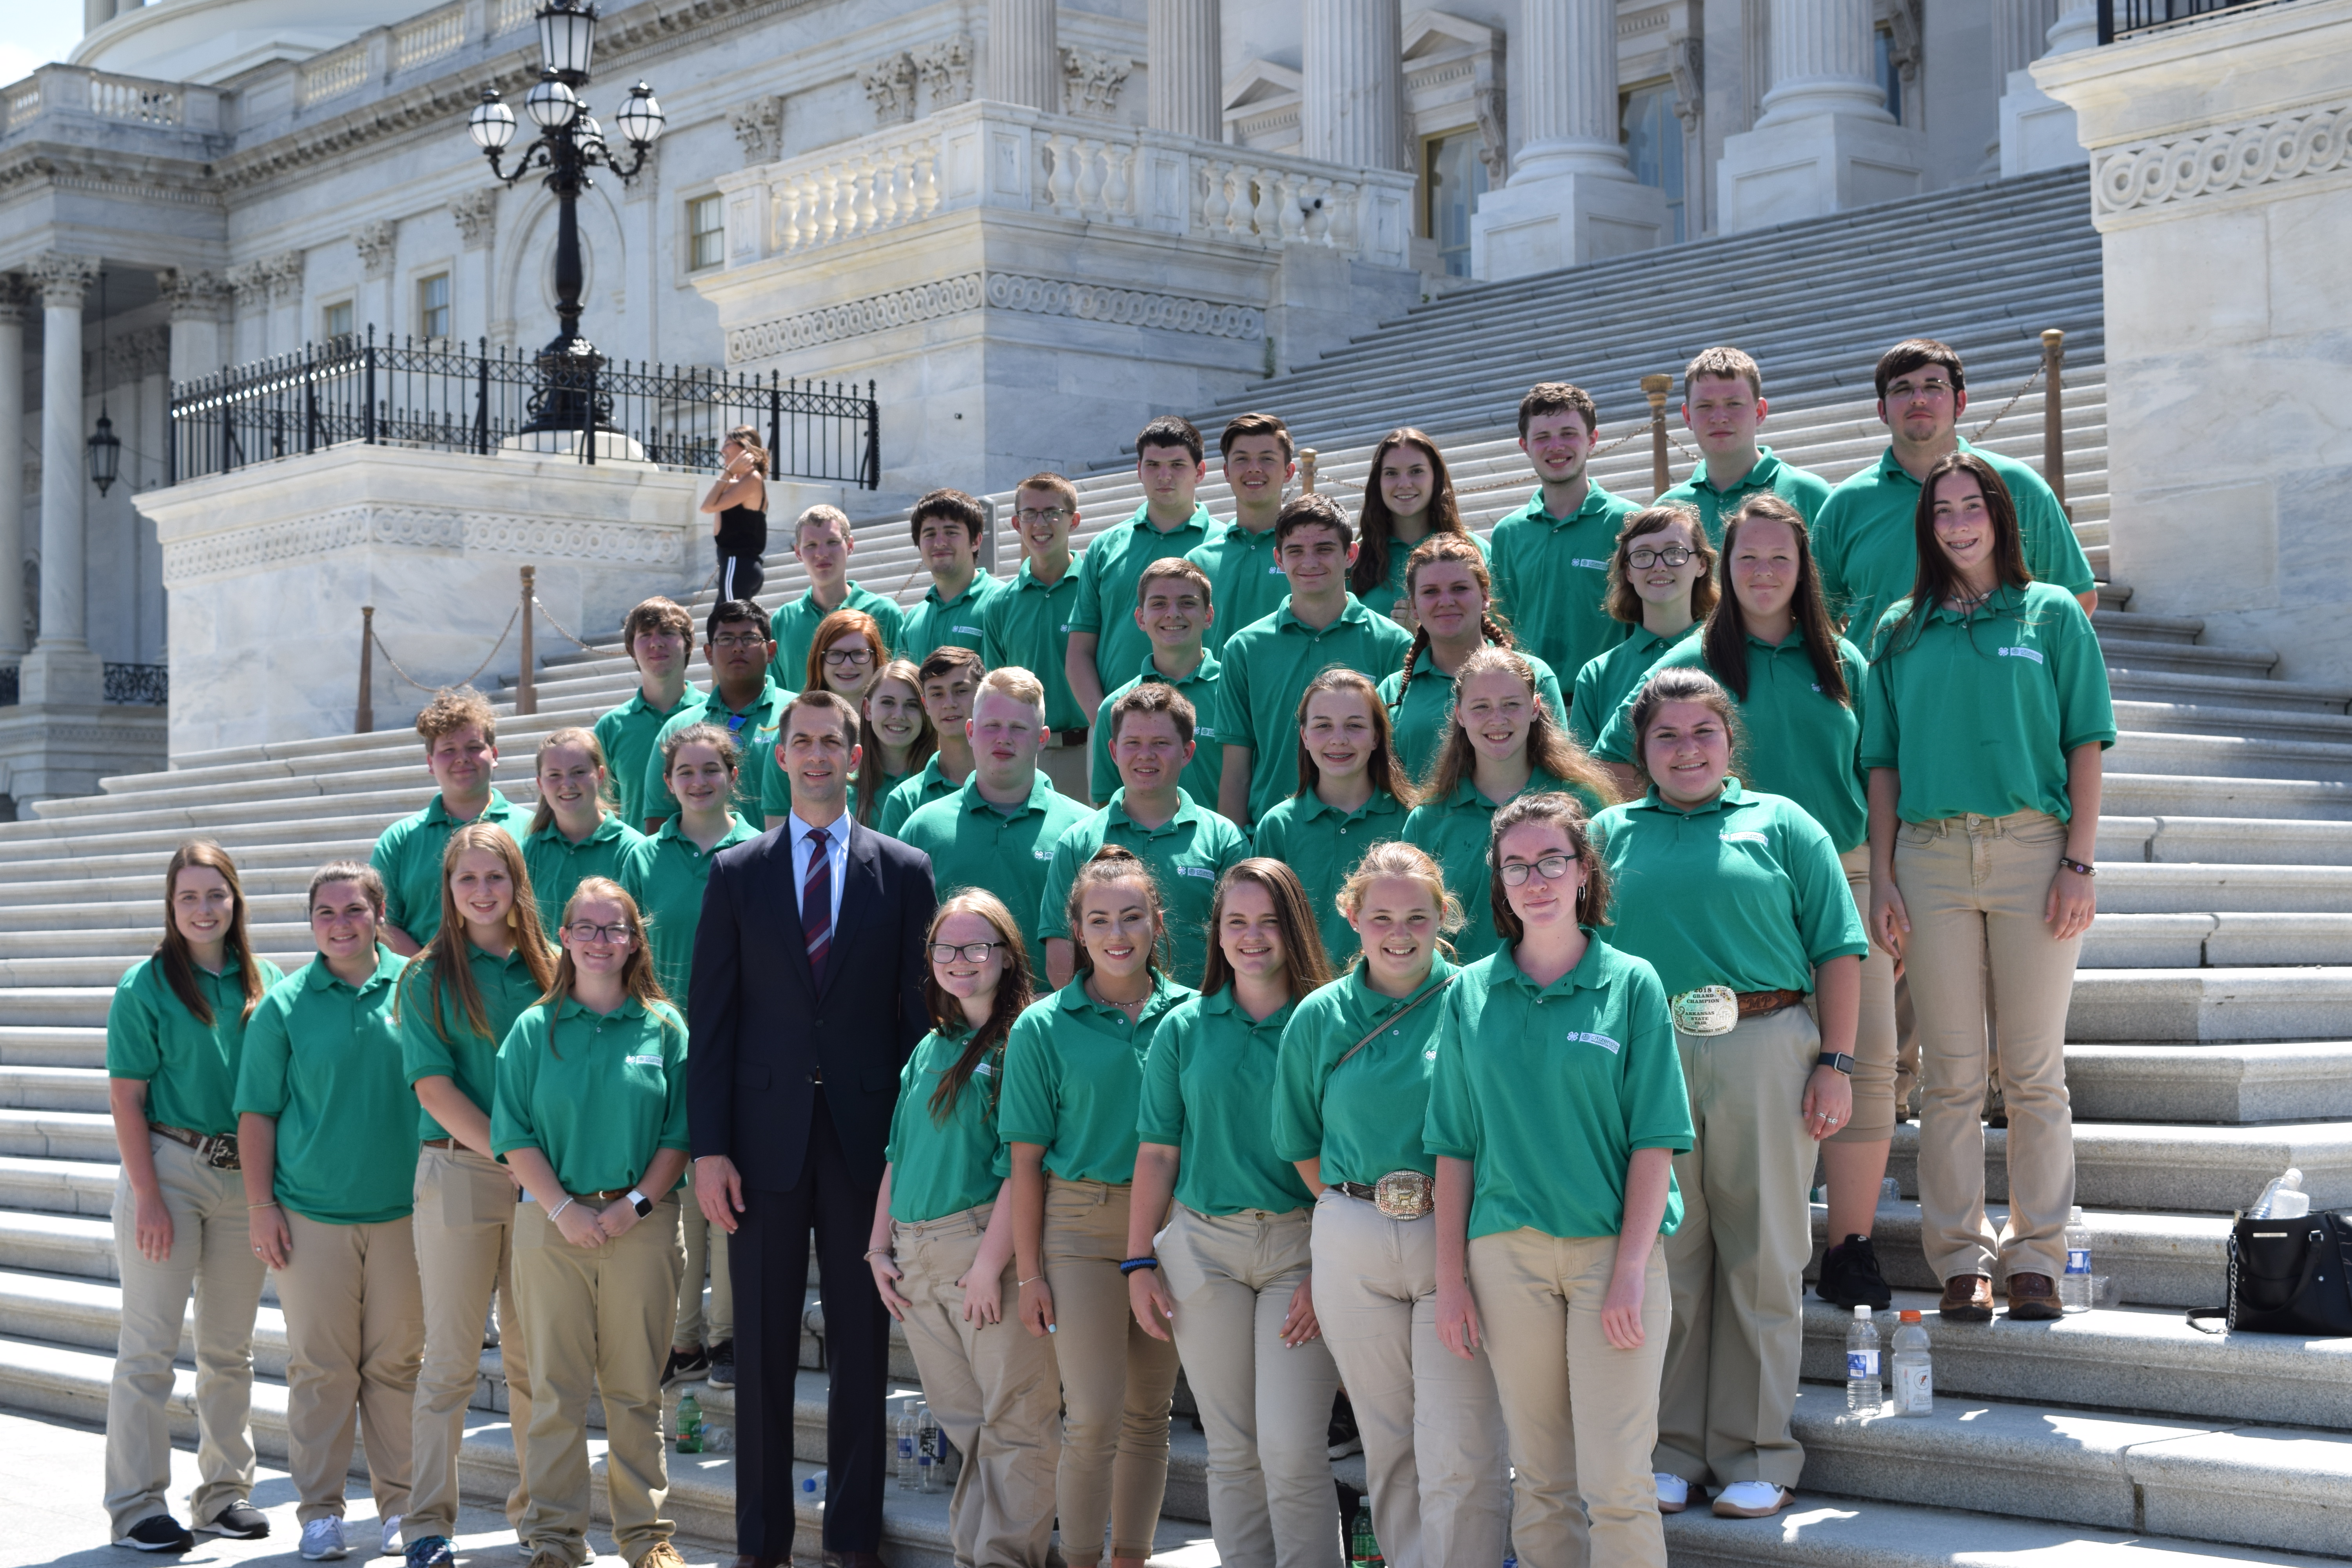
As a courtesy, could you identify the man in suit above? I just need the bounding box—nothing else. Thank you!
[690,688,938,1568]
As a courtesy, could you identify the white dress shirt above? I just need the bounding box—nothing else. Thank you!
[789,808,850,933]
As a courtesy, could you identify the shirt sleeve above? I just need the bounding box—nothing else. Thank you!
[1134,1013,1188,1146]
[230,993,293,1119]
[1090,701,1118,804]
[1534,656,1569,738]
[872,599,908,660]
[1269,997,1329,1164]
[1038,829,1084,943]
[2012,463,2096,596]
[105,966,163,1081]
[883,1048,925,1169]
[1858,633,1902,771]
[1784,809,1869,964]
[1568,653,1608,746]
[1214,645,1253,756]
[488,1011,543,1157]
[2050,593,2119,753]
[641,715,683,823]
[1488,524,1519,627]
[369,823,410,932]
[1592,676,1639,764]
[995,1011,1061,1149]
[1419,985,1477,1161]
[980,596,1010,670]
[759,743,793,820]
[395,961,464,1088]
[657,1009,692,1152]
[1619,965,1695,1154]
[1069,540,1106,635]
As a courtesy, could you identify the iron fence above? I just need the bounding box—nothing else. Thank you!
[2098,0,2292,42]
[168,328,881,489]
[0,663,166,706]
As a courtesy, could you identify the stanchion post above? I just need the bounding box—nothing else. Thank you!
[356,606,375,735]
[517,566,537,717]
[2041,327,2068,518]
[1642,374,1674,500]
[1299,448,1319,495]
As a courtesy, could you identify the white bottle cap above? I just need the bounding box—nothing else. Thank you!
[2069,1205,2083,1223]
[1855,1304,1871,1319]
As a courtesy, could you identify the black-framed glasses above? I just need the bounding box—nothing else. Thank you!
[1014,507,1068,525]
[1627,545,1693,569]
[1499,854,1577,887]
[564,921,635,946]
[711,633,767,652]
[823,646,875,667]
[929,940,1005,963]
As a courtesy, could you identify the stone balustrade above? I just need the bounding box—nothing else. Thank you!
[0,64,211,135]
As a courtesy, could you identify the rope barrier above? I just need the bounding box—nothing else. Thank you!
[369,604,520,693]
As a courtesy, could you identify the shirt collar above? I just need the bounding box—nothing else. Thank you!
[1344,955,1457,1018]
[1054,969,1185,1022]
[1692,447,1782,495]
[1921,580,2027,625]
[626,685,699,718]
[1444,768,1563,809]
[1122,501,1216,539]
[1490,930,1612,996]
[656,811,755,849]
[1275,595,1372,635]
[1198,985,1296,1031]
[1517,482,1616,528]
[790,807,851,847]
[530,811,630,848]
[1299,786,1402,824]
[304,947,401,994]
[1134,646,1218,684]
[926,572,992,608]
[1874,437,1980,489]
[555,992,650,1022]
[424,788,508,827]
[1014,558,1074,591]
[958,771,1055,817]
[1105,788,1200,834]
[704,675,779,719]
[1628,775,1753,816]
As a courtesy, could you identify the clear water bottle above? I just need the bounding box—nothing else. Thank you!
[2060,1206,2093,1312]
[1891,1310,1932,1415]
[916,1401,942,1493]
[2251,1167,2307,1220]
[798,1469,827,1503]
[1845,1304,1882,1414]
[894,1398,918,1488]
[1347,1498,1383,1568]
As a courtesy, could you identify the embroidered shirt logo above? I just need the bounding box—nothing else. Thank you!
[2000,645,2045,665]
[1720,830,1770,844]
[1567,1030,1621,1054]
[1572,557,1610,571]
[951,622,982,636]
[625,1053,665,1067]
[1033,848,1055,860]
[1176,864,1216,880]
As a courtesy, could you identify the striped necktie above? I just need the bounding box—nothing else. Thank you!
[802,826,832,984]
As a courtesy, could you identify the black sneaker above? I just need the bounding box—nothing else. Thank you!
[403,1535,455,1568]
[198,1501,270,1539]
[706,1339,735,1390]
[1325,1391,1362,1460]
[118,1515,195,1552]
[661,1346,709,1389]
[1816,1234,1894,1310]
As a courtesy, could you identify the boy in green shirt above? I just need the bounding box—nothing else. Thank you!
[983,474,1093,800]
[1089,557,1227,806]
[593,597,700,831]
[1185,412,1296,652]
[771,504,906,678]
[1657,347,1834,543]
[369,686,528,955]
[1487,381,1638,683]
[880,646,984,835]
[898,488,1001,661]
[641,600,792,829]
[1067,415,1219,723]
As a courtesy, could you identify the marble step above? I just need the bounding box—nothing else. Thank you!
[0,988,113,1030]
[2065,1041,2352,1123]
[0,1026,103,1069]
[2080,911,2352,968]
[0,1152,114,1214]
[2108,666,2352,717]
[2108,730,2352,786]
[1660,1496,2332,1568]
[1805,1200,2228,1310]
[2099,777,2352,825]
[1884,1120,2352,1213]
[2103,638,2280,681]
[2067,965,2352,1042]
[2117,699,2352,747]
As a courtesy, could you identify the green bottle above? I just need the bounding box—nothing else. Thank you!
[676,1390,705,1454]
[1347,1499,1383,1568]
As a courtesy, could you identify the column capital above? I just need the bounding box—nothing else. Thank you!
[30,253,100,308]
[0,272,31,325]
[158,267,232,323]
[354,221,398,279]
[451,189,499,250]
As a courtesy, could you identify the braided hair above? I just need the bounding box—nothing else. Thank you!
[1390,534,1516,708]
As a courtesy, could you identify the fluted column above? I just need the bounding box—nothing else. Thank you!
[0,278,27,663]
[1715,0,1921,232]
[24,253,103,706]
[1512,0,1634,183]
[1754,0,1893,127]
[1991,0,2062,84]
[989,0,1059,113]
[161,267,228,386]
[1147,0,1223,141]
[1303,0,1406,172]
[2000,0,2096,176]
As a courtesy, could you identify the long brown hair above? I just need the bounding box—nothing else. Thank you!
[1883,450,2032,656]
[1604,504,1718,624]
[155,841,268,1026]
[525,726,615,837]
[1353,428,1473,600]
[855,658,937,826]
[921,891,1034,1123]
[1703,495,1851,705]
[1060,845,1167,979]
[542,879,679,1051]
[397,824,559,1046]
[807,607,887,695]
[1425,646,1621,808]
[1391,534,1517,704]
[1488,791,1611,945]
[1626,665,1751,788]
[1198,859,1335,999]
[1292,667,1415,808]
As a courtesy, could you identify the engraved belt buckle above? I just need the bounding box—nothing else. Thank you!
[1668,985,1739,1037]
[203,1133,242,1171]
[1372,1170,1435,1220]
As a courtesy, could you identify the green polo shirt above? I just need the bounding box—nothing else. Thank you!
[1568,622,1699,747]
[1247,787,1408,969]
[1090,650,1229,806]
[523,813,647,934]
[1185,520,1287,653]
[1860,581,2116,824]
[492,995,690,1195]
[642,676,792,825]
[1039,790,1251,987]
[1486,482,1639,682]
[773,582,906,685]
[998,973,1194,1185]
[618,813,761,1016]
[886,1025,1013,1223]
[900,572,1003,661]
[594,686,701,829]
[370,790,530,946]
[878,757,966,837]
[898,774,1094,975]
[1403,771,1606,964]
[1424,938,1691,1240]
[1071,503,1218,696]
[1217,597,1415,822]
[1270,958,1458,1187]
[1657,447,1833,544]
[1357,529,1489,622]
[1588,780,1867,998]
[394,940,550,1140]
[1377,646,1567,788]
[981,560,1089,733]
[233,951,414,1225]
[1138,989,1313,1215]
[1812,439,2095,647]
[1594,632,1872,852]
[107,953,287,1138]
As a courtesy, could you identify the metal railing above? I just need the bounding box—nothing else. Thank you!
[0,662,168,707]
[168,328,882,488]
[2098,0,2293,42]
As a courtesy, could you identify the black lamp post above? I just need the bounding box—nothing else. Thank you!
[466,1,664,434]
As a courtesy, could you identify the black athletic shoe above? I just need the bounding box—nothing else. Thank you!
[118,1515,195,1552]
[661,1345,709,1389]
[1326,1392,1362,1460]
[706,1338,736,1390]
[1816,1233,1895,1310]
[198,1501,270,1539]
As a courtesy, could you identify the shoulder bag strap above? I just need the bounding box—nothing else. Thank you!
[1333,975,1457,1074]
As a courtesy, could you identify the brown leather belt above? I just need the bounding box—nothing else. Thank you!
[1739,988,1807,1018]
[154,1124,240,1170]
[1043,726,1089,747]
[579,1187,633,1204]
[421,1137,457,1149]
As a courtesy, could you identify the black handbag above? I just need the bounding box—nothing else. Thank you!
[2187,1210,2352,1336]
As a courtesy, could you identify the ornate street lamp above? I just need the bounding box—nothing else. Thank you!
[88,268,120,496]
[465,1,664,434]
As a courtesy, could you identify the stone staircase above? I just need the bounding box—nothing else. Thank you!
[7,179,2352,1564]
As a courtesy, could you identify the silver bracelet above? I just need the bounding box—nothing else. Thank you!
[549,1196,575,1221]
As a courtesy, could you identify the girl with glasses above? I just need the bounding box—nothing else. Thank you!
[807,606,889,705]
[522,728,646,935]
[1378,536,1562,785]
[1570,505,1717,750]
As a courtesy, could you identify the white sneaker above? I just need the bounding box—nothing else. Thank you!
[1712,1481,1794,1519]
[300,1519,350,1561]
[1654,1472,1690,1513]
[379,1515,404,1557]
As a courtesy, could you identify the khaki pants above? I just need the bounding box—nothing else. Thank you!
[1832,848,1901,1143]
[1042,1176,1181,1563]
[1157,1205,1343,1568]
[1656,1005,1818,1489]
[1895,811,2080,1283]
[674,1199,734,1348]
[891,1202,1062,1568]
[1470,1230,1671,1568]
[1307,1189,1509,1568]
[104,1134,269,1536]
[276,1209,424,1524]
[408,1146,533,1539]
[1040,742,1091,803]
[514,1195,685,1566]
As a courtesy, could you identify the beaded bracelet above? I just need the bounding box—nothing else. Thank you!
[1119,1257,1160,1275]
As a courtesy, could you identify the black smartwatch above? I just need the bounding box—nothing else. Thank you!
[627,1188,653,1217]
[1816,1051,1855,1076]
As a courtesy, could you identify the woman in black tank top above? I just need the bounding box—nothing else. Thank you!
[699,424,769,604]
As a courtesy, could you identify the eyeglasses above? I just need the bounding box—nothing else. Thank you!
[564,922,635,946]
[1014,507,1068,526]
[1627,545,1693,569]
[1887,378,1955,400]
[1499,854,1577,887]
[823,646,875,667]
[711,633,767,652]
[929,940,1005,963]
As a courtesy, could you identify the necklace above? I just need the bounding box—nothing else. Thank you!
[1086,977,1147,1016]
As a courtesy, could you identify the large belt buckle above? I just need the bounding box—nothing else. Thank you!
[1669,985,1739,1037]
[203,1133,241,1171]
[1372,1170,1435,1220]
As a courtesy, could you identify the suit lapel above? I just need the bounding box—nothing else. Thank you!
[767,825,818,995]
[815,824,883,1001]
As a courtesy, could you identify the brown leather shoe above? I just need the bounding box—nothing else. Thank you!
[1938,1273,1994,1321]
[2005,1271,2063,1321]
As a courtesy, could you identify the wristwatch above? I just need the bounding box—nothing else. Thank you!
[627,1188,653,1217]
[1816,1051,1855,1076]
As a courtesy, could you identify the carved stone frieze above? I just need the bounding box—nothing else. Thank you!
[1062,50,1132,119]
[2092,98,2352,217]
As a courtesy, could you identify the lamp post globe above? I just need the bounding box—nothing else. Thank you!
[614,82,664,148]
[468,87,516,150]
[537,0,598,83]
[523,73,577,129]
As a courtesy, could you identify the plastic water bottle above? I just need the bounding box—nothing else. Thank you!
[2060,1206,2094,1312]
[798,1469,827,1503]
[893,1398,918,1488]
[916,1401,942,1493]
[2251,1167,2307,1220]
[675,1391,704,1454]
[1845,1305,1882,1413]
[1347,1499,1383,1568]
[1891,1310,1932,1415]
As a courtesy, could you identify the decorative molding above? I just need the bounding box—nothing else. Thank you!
[29,252,99,307]
[1061,49,1132,119]
[2092,99,2352,217]
[730,93,787,163]
[1881,0,1924,85]
[1474,84,1508,183]
[913,36,975,110]
[163,503,684,584]
[723,269,1264,363]
[728,273,985,359]
[985,272,1259,337]
[861,53,918,124]
[1668,34,1704,128]
[450,188,497,248]
[225,260,270,307]
[107,325,171,381]
[158,267,232,321]
[264,249,306,302]
[354,220,398,277]
[0,273,31,323]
